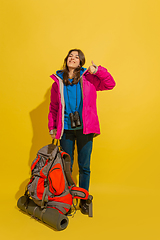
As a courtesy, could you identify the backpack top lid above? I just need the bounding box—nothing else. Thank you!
[38,144,58,159]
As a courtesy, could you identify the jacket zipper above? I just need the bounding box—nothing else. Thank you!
[81,70,88,134]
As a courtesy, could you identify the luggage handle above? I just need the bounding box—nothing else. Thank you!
[52,139,59,146]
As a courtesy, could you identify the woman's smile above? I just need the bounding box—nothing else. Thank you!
[67,51,80,69]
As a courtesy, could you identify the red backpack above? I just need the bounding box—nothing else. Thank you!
[17,143,93,230]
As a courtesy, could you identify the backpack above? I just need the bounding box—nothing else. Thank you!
[25,143,93,216]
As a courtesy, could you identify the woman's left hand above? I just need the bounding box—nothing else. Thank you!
[88,61,96,74]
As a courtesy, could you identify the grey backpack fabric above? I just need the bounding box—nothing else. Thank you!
[27,144,74,214]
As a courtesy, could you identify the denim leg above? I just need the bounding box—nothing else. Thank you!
[76,130,93,191]
[60,130,75,171]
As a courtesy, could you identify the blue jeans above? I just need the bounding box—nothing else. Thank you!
[60,129,93,191]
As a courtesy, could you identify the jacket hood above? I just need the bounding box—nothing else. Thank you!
[56,67,87,80]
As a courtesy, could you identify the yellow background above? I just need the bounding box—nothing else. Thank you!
[1,0,160,239]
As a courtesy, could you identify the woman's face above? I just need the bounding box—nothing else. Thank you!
[67,51,80,70]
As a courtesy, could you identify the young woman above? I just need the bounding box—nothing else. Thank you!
[48,49,116,214]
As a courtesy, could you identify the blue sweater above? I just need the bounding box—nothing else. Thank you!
[56,68,87,130]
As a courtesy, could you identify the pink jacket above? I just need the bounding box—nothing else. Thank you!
[48,66,116,139]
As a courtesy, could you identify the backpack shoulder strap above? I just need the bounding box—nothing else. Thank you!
[60,150,76,186]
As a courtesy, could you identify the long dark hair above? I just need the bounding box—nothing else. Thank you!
[59,49,85,85]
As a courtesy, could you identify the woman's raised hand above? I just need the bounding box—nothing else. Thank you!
[88,61,97,74]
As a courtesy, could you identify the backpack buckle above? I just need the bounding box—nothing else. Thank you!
[44,179,48,188]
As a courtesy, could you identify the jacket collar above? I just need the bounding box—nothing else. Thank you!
[55,67,87,80]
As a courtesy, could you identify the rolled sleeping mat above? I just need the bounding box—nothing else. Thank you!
[17,195,69,231]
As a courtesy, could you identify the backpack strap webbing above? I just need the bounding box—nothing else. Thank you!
[41,185,49,208]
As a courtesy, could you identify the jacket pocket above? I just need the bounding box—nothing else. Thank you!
[48,163,65,195]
